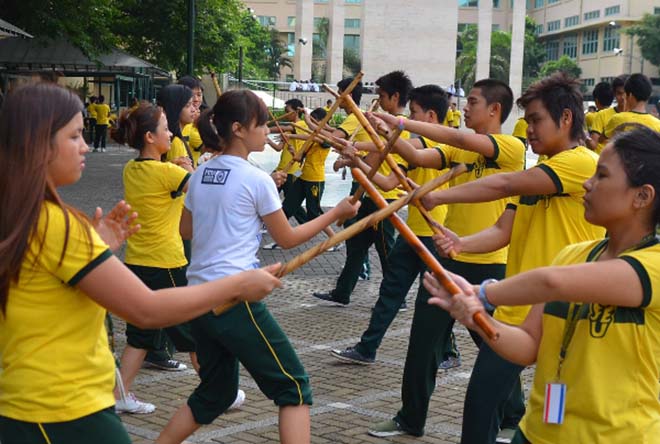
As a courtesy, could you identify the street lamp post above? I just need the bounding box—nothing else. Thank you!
[238,46,244,88]
[613,47,645,75]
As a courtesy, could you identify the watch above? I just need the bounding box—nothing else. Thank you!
[478,278,498,311]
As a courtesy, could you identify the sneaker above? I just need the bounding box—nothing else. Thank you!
[496,427,517,443]
[399,301,408,312]
[438,356,461,371]
[368,419,407,437]
[312,292,348,306]
[327,242,344,252]
[115,392,156,414]
[228,389,246,410]
[142,359,188,371]
[101,147,107,152]
[262,242,281,250]
[330,346,375,365]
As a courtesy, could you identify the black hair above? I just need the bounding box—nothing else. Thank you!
[375,70,413,107]
[111,102,162,151]
[472,79,514,123]
[592,82,614,107]
[612,74,629,91]
[408,85,449,123]
[285,98,304,113]
[177,75,203,91]
[517,72,584,141]
[624,73,653,102]
[197,89,269,152]
[610,126,660,227]
[157,84,193,139]
[337,77,363,106]
[98,95,105,103]
[326,99,332,105]
[310,107,327,121]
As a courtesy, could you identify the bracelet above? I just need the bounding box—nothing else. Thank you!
[397,117,406,131]
[478,278,498,311]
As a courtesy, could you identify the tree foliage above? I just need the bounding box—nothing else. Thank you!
[624,13,660,68]
[343,48,361,77]
[265,29,293,79]
[523,16,546,89]
[538,55,582,79]
[456,27,511,93]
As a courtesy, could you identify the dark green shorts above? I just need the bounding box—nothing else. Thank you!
[124,264,196,352]
[0,407,131,444]
[187,301,312,424]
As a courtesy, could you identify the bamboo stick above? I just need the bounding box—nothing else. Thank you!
[211,164,467,317]
[267,110,297,125]
[350,167,499,340]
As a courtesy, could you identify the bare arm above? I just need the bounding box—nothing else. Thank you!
[262,198,360,249]
[78,258,282,329]
[180,207,192,240]
[434,207,515,256]
[425,167,556,208]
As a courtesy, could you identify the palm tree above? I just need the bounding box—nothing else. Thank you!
[265,29,293,79]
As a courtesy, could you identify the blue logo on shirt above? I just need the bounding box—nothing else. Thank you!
[201,168,231,185]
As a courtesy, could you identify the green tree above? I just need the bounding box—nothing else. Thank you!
[313,17,329,59]
[523,16,546,89]
[538,55,582,79]
[343,48,362,77]
[624,13,660,68]
[455,27,511,93]
[3,0,119,56]
[265,29,293,79]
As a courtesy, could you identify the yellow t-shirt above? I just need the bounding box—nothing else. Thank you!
[604,111,660,139]
[123,159,190,268]
[0,202,114,422]
[183,123,204,167]
[584,111,596,132]
[338,112,371,143]
[512,117,528,146]
[164,136,189,163]
[589,107,617,154]
[443,110,454,127]
[297,120,331,182]
[87,103,97,120]
[495,146,605,325]
[437,134,526,264]
[452,110,462,128]
[94,103,111,125]
[275,136,301,175]
[520,238,660,444]
[405,136,449,236]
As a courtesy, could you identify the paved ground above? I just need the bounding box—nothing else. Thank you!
[61,143,534,443]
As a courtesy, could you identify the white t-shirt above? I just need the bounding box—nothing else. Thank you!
[185,155,281,285]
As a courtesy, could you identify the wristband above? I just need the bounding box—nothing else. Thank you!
[397,117,406,131]
[478,278,498,311]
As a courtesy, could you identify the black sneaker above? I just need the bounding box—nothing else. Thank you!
[330,346,375,365]
[312,292,349,306]
[142,359,188,371]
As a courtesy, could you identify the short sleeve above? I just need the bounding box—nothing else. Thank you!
[434,145,451,170]
[36,205,111,285]
[489,134,525,168]
[162,162,191,198]
[603,114,622,139]
[536,149,597,195]
[255,173,283,217]
[339,114,359,138]
[618,245,660,309]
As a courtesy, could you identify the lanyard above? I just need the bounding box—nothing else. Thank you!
[554,232,658,380]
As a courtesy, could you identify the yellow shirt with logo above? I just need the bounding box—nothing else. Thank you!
[94,103,111,125]
[512,117,528,146]
[436,134,526,264]
[405,136,449,236]
[296,120,330,182]
[183,123,204,167]
[520,238,660,444]
[452,110,462,128]
[604,111,660,139]
[495,146,605,325]
[123,159,190,268]
[87,103,97,120]
[0,202,114,422]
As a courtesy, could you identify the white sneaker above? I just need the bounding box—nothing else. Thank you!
[228,389,246,410]
[115,392,156,414]
[101,147,107,152]
[261,242,281,250]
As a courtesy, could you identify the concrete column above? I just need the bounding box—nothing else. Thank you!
[326,0,345,85]
[294,0,313,82]
[509,0,526,100]
[476,0,493,81]
[361,0,457,87]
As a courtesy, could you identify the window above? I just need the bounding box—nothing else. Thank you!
[605,5,620,16]
[286,33,295,56]
[655,7,660,15]
[459,0,479,6]
[534,0,544,8]
[600,76,614,84]
[345,0,362,3]
[563,33,577,58]
[565,15,580,27]
[546,40,560,60]
[548,0,559,4]
[582,29,599,55]
[314,0,328,3]
[344,34,360,52]
[344,18,360,29]
[493,0,500,7]
[583,78,595,88]
[287,16,296,27]
[535,24,543,35]
[458,23,477,33]
[314,17,324,28]
[257,16,276,27]
[584,10,600,21]
[547,20,561,32]
[603,25,620,52]
[313,34,326,58]
[492,23,500,32]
